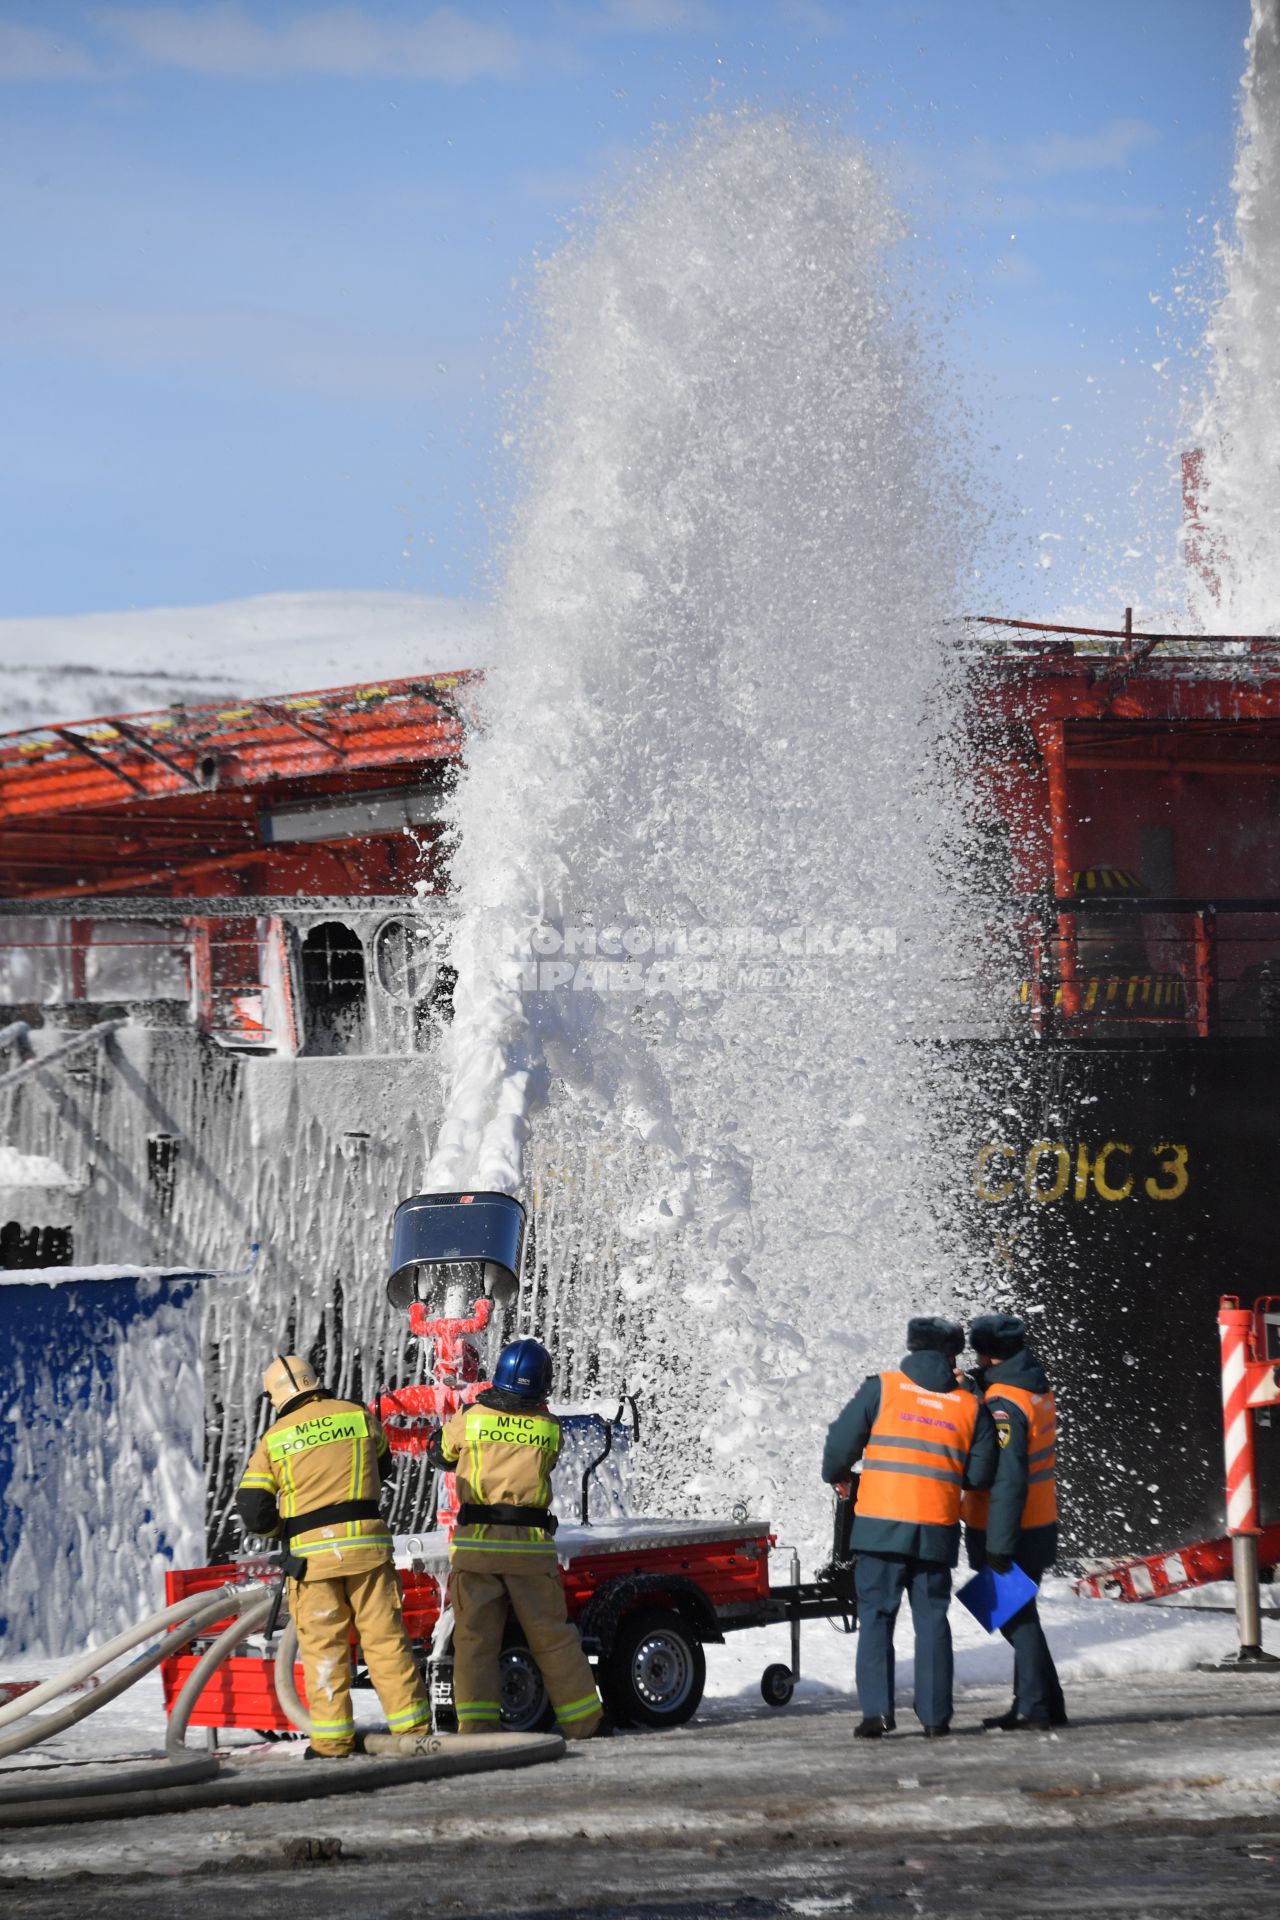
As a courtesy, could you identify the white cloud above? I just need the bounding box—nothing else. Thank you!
[0,22,99,78]
[93,3,523,81]
[0,298,491,401]
[1026,117,1160,176]
[514,165,597,207]
[984,193,1164,227]
[990,252,1038,286]
[594,0,717,28]
[885,133,1166,232]
[782,0,851,35]
[0,591,492,731]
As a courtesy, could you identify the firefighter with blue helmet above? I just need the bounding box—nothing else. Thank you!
[427,1337,604,1738]
[962,1311,1067,1731]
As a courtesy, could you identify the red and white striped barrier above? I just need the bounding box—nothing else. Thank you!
[1074,1300,1280,1658]
[1220,1300,1259,1538]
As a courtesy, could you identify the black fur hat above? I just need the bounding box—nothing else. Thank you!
[968,1312,1026,1360]
[906,1316,965,1357]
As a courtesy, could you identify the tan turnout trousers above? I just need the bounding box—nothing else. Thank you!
[451,1565,603,1738]
[291,1561,431,1755]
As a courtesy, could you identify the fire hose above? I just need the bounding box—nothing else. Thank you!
[0,1582,293,1819]
[0,1582,561,1827]
[0,1583,258,1763]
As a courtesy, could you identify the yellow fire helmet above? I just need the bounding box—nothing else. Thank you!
[262,1353,320,1410]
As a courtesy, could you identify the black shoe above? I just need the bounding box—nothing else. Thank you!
[854,1715,896,1739]
[982,1710,1051,1732]
[303,1745,355,1760]
[922,1723,950,1739]
[1048,1710,1070,1728]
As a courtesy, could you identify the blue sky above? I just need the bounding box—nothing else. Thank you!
[0,1,1253,622]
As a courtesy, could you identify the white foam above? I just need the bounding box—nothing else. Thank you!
[426,114,983,1532]
[1188,0,1280,632]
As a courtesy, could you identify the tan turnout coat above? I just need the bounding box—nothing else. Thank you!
[237,1393,393,1579]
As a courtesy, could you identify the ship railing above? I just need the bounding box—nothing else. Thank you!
[1024,896,1280,1039]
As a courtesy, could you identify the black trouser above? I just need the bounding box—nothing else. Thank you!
[967,1529,1063,1720]
[999,1586,1065,1721]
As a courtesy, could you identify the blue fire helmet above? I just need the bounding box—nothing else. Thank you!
[493,1338,554,1401]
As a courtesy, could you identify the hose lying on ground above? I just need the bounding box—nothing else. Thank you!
[163,1587,274,1756]
[0,1755,219,1806]
[0,1587,238,1733]
[0,1581,574,1829]
[0,1584,264,1764]
[0,1733,565,1829]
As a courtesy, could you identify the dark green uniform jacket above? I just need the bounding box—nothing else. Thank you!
[822,1349,998,1567]
[964,1347,1059,1579]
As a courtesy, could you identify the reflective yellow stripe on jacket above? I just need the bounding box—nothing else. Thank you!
[446,1403,560,1560]
[854,1370,979,1529]
[250,1398,391,1563]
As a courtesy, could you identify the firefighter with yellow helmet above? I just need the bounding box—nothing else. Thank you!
[427,1337,604,1738]
[236,1353,430,1757]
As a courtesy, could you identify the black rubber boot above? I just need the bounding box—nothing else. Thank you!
[303,1745,355,1760]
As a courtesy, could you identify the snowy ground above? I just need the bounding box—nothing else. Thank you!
[6,1581,1280,1916]
[0,1575,1253,1774]
[0,588,491,730]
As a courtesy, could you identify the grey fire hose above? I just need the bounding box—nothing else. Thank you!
[0,1586,237,1735]
[0,1582,566,1827]
[272,1615,311,1738]
[0,1585,254,1762]
[163,1585,275,1755]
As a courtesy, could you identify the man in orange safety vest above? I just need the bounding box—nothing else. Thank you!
[822,1317,998,1739]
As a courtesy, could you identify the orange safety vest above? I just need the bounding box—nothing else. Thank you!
[855,1370,980,1529]
[962,1384,1058,1531]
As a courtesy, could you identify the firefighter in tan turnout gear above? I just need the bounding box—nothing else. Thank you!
[428,1338,604,1738]
[236,1354,431,1757]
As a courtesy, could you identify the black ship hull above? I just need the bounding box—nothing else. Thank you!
[956,1037,1280,1561]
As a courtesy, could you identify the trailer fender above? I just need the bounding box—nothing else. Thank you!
[578,1573,724,1658]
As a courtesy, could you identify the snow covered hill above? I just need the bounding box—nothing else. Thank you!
[0,590,493,733]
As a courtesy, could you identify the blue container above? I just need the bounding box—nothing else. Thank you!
[388,1191,527,1308]
[955,1561,1039,1634]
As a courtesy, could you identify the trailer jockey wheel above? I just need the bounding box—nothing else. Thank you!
[602,1608,706,1729]
[760,1663,795,1708]
[499,1629,557,1734]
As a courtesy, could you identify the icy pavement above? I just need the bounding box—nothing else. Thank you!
[5,1593,1280,1916]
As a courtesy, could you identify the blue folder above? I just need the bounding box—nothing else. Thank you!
[955,1561,1038,1633]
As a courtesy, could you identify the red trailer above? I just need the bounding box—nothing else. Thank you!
[160,1516,853,1737]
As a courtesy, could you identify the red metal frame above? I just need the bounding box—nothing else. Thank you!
[0,669,477,900]
[970,620,1280,1035]
[160,1526,775,1732]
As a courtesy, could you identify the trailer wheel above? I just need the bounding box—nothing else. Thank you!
[760,1663,794,1708]
[499,1638,556,1734]
[602,1608,706,1729]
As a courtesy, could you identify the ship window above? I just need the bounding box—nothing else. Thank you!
[147,1134,179,1216]
[301,922,366,1005]
[299,921,367,1055]
[1,1222,73,1270]
[373,920,441,1005]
